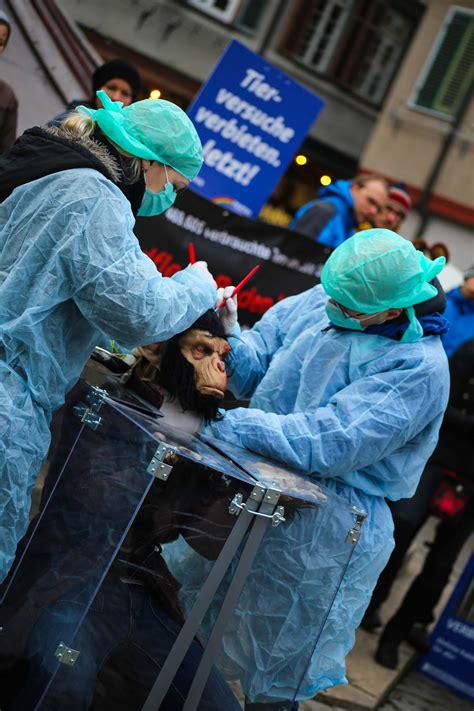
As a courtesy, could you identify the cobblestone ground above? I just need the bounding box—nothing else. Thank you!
[300,518,473,711]
[300,671,472,710]
[377,671,472,711]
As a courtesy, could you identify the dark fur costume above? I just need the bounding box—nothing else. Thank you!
[92,309,228,423]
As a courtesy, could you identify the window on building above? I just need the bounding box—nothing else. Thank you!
[286,0,353,73]
[185,0,267,33]
[331,1,413,104]
[280,0,417,106]
[410,7,474,119]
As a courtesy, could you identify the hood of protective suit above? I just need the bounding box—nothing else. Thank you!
[0,126,145,214]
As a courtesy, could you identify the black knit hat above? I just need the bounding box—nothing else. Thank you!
[92,59,141,100]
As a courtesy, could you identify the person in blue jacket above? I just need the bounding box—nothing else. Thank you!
[0,91,217,583]
[290,174,388,248]
[199,230,450,706]
[441,266,474,357]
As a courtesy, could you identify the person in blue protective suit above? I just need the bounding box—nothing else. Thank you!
[290,175,388,248]
[197,229,450,708]
[0,90,218,583]
[441,266,474,357]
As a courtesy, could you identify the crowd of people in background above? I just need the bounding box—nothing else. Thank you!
[0,14,472,706]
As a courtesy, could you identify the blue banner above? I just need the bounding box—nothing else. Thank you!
[418,553,474,701]
[188,39,324,218]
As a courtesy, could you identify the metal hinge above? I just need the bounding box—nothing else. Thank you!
[73,405,102,429]
[346,506,368,545]
[147,441,176,481]
[55,642,80,666]
[73,386,108,430]
[229,486,285,527]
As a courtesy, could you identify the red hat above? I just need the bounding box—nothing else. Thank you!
[388,184,412,214]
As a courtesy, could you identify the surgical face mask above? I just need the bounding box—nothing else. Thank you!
[137,165,176,217]
[325,301,387,331]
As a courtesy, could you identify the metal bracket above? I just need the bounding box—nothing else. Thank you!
[346,506,368,545]
[85,386,108,409]
[73,386,108,430]
[229,487,285,527]
[72,404,102,430]
[147,441,176,481]
[55,642,80,666]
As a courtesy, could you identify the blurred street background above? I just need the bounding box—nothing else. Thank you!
[1,1,472,708]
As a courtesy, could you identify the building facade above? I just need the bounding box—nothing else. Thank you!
[57,0,426,213]
[361,0,473,270]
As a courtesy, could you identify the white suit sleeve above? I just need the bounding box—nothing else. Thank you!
[227,291,309,399]
[203,358,448,485]
[62,192,216,347]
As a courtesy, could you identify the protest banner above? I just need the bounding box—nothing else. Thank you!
[135,191,331,328]
[418,553,474,702]
[187,39,324,218]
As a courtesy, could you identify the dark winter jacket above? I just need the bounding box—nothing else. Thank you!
[49,98,91,127]
[441,287,474,357]
[0,124,146,214]
[290,179,357,248]
[432,339,474,480]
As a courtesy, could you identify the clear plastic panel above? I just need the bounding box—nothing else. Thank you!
[0,378,361,710]
[201,432,331,506]
[177,436,360,705]
[0,382,256,710]
[105,396,256,485]
[214,488,357,704]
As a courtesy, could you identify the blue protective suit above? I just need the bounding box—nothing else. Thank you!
[441,286,474,357]
[200,284,449,700]
[290,180,357,248]
[0,168,216,582]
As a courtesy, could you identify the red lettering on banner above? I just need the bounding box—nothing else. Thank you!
[239,287,274,314]
[164,263,182,277]
[144,249,182,277]
[143,249,279,317]
[216,274,232,288]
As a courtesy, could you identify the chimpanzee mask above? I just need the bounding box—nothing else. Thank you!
[134,310,231,423]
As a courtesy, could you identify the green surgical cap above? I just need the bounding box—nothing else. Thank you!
[77,90,203,180]
[321,229,446,342]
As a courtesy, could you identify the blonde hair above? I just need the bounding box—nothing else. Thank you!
[62,112,96,138]
[61,112,142,181]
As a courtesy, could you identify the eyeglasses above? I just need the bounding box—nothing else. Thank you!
[365,194,384,214]
[332,301,363,319]
[332,301,383,323]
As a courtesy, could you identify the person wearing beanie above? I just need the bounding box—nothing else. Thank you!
[171,229,450,706]
[0,10,18,152]
[0,89,219,586]
[50,57,142,125]
[441,265,474,357]
[374,181,412,232]
[91,58,141,107]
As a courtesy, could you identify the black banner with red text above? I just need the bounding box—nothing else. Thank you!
[135,191,331,327]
